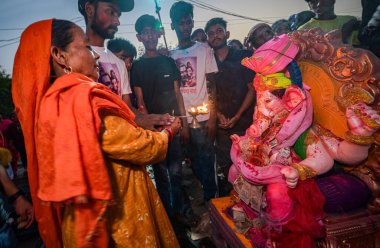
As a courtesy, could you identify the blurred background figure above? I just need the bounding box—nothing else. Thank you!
[244,23,274,51]
[5,112,27,175]
[0,147,34,248]
[298,0,360,44]
[288,10,315,31]
[191,28,207,42]
[272,19,291,35]
[359,0,380,58]
[108,38,138,109]
[0,114,12,135]
[107,38,137,72]
[227,39,243,50]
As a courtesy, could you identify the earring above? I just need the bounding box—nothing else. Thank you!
[64,66,72,74]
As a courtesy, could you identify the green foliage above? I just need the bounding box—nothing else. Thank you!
[0,66,14,118]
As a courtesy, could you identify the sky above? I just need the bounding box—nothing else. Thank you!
[0,0,361,75]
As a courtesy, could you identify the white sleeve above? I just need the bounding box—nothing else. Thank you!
[121,66,132,95]
[205,45,218,74]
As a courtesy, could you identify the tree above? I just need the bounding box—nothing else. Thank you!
[0,66,14,118]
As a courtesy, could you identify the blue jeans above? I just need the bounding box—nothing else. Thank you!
[186,121,218,201]
[153,135,190,217]
[0,194,17,248]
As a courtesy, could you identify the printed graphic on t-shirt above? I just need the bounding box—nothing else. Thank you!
[175,57,197,88]
[98,62,121,96]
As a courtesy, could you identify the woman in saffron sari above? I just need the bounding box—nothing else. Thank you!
[12,19,180,248]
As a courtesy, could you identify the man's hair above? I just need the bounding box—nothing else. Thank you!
[135,14,161,34]
[246,23,271,45]
[107,38,137,58]
[271,19,290,32]
[227,39,243,49]
[78,0,97,23]
[191,28,205,40]
[204,17,227,33]
[170,1,193,22]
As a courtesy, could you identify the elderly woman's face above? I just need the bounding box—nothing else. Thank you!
[65,26,100,81]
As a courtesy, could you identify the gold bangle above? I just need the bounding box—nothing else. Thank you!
[345,131,374,146]
[353,109,380,130]
[292,163,317,180]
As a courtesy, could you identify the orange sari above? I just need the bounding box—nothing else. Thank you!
[12,19,178,247]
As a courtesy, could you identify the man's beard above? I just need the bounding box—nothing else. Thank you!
[91,19,117,40]
[210,39,227,50]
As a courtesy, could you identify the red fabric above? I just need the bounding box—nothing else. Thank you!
[268,179,326,248]
[265,183,295,225]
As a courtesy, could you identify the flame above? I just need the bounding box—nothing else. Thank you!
[190,107,197,113]
[197,102,208,114]
[188,102,209,115]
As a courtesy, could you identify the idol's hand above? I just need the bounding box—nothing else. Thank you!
[346,103,380,136]
[280,166,299,188]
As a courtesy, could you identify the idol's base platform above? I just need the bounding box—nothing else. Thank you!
[209,197,380,248]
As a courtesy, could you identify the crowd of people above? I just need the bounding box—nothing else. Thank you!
[0,0,379,247]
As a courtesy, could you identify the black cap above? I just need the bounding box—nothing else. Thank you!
[78,0,134,16]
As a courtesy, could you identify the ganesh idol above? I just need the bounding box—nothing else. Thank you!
[227,35,380,248]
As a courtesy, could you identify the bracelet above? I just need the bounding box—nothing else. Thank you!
[163,127,173,141]
[8,190,24,203]
[345,131,374,146]
[353,109,380,129]
[292,163,317,180]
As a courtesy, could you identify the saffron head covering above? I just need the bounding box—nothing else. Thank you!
[12,19,63,248]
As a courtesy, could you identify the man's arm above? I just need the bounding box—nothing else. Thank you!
[0,164,34,228]
[122,94,173,131]
[205,72,217,141]
[225,83,255,129]
[122,94,138,114]
[174,80,190,143]
[133,87,148,114]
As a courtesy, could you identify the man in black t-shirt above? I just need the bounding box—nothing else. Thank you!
[131,14,191,227]
[205,17,256,196]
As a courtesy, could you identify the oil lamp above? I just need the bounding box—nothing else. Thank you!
[188,102,209,128]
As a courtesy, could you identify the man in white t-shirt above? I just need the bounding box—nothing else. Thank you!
[78,0,174,130]
[92,46,130,97]
[170,1,218,208]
